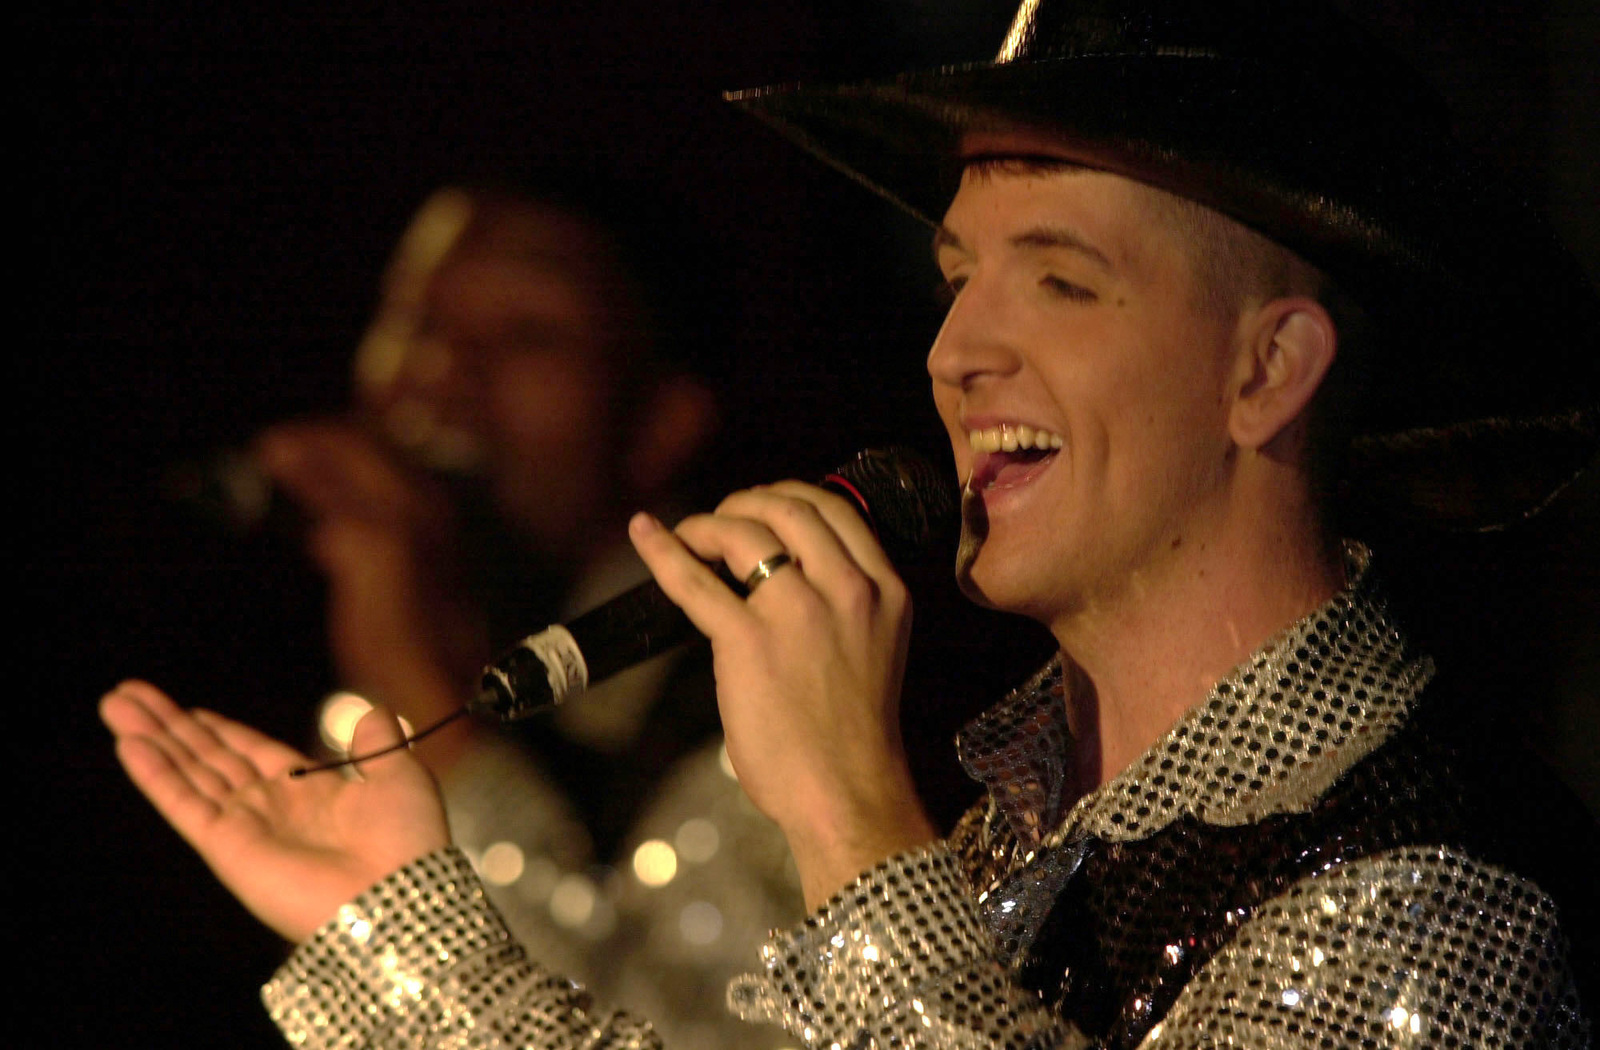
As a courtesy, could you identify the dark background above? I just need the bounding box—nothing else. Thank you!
[20,2,1598,1046]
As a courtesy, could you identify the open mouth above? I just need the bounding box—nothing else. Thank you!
[965,425,1062,491]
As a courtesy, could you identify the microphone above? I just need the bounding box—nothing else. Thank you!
[471,447,957,722]
[163,448,293,536]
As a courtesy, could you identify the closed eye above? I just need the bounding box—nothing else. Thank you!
[1042,275,1096,302]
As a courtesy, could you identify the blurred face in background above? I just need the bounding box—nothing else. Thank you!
[358,192,648,560]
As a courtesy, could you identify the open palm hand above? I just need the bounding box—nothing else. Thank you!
[101,680,452,943]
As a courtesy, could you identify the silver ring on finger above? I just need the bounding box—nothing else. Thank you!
[743,552,794,595]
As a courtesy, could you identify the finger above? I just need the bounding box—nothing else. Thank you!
[100,684,167,738]
[628,512,753,638]
[715,486,892,593]
[762,479,896,572]
[192,709,307,782]
[101,679,188,734]
[101,682,207,762]
[109,682,261,790]
[157,704,267,792]
[113,734,227,847]
[258,422,418,524]
[348,706,429,784]
[307,515,406,577]
[668,512,798,586]
[303,427,421,515]
[257,424,351,515]
[741,550,800,596]
[100,683,249,804]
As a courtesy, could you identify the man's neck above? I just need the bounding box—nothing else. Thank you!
[1051,509,1343,793]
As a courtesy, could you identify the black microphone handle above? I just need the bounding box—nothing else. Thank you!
[472,447,955,722]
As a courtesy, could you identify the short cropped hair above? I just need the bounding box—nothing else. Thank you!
[1148,192,1325,318]
[1149,187,1374,527]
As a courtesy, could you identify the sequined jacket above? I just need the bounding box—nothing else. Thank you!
[263,546,1591,1048]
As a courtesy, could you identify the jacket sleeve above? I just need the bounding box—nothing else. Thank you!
[726,844,1079,1049]
[262,848,660,1050]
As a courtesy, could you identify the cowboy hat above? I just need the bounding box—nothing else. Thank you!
[730,0,1597,528]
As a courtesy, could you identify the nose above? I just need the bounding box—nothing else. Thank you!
[925,273,1021,392]
[404,332,460,389]
[357,322,483,426]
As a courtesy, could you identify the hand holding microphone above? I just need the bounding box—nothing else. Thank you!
[294,447,952,777]
[623,447,953,907]
[472,447,955,720]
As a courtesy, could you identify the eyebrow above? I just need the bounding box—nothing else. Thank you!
[932,224,1114,272]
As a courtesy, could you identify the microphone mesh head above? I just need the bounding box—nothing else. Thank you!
[830,447,958,565]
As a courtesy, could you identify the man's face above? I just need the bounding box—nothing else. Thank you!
[929,163,1243,627]
[363,202,631,556]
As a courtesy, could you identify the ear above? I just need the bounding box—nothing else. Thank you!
[625,375,718,500]
[1228,297,1337,452]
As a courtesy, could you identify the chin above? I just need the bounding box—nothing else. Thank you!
[954,515,1089,628]
[954,527,1029,615]
[954,490,992,605]
[955,488,1043,610]
[954,539,993,609]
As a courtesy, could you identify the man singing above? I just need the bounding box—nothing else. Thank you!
[103,1,1595,1046]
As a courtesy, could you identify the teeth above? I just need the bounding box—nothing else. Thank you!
[967,424,1063,454]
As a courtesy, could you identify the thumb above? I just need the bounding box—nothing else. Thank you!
[349,705,415,779]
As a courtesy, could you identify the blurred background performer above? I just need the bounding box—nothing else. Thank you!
[257,178,801,1049]
[50,0,1600,1043]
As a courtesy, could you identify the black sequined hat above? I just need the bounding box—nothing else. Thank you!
[729,0,1598,529]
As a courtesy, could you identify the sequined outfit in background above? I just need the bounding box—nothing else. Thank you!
[264,544,1591,1048]
[423,554,804,1050]
[440,730,802,1050]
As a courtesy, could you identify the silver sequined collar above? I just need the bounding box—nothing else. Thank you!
[957,542,1435,848]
